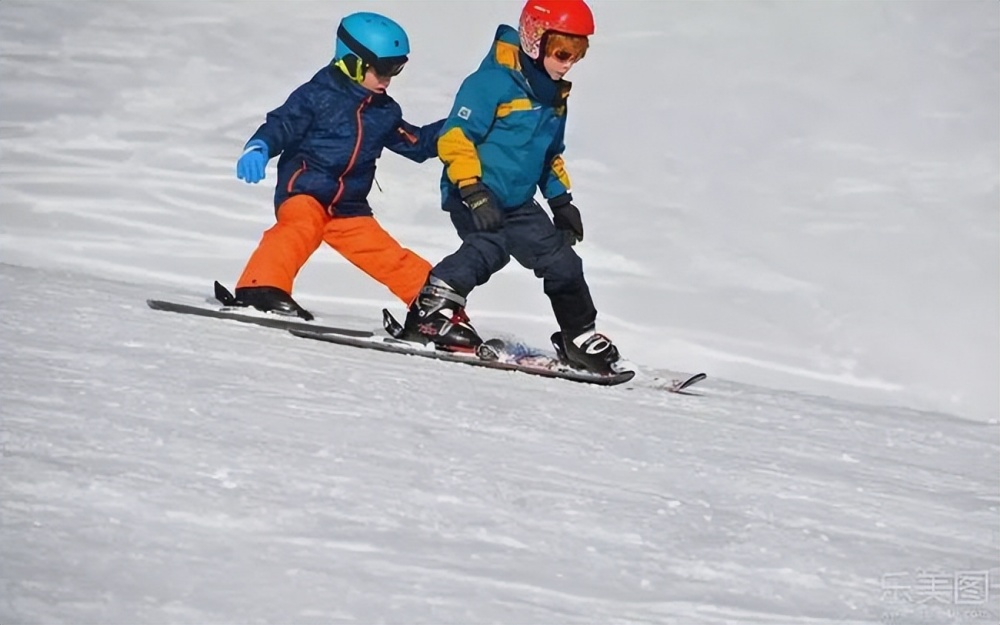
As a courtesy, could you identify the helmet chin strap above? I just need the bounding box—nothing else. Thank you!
[333,55,365,83]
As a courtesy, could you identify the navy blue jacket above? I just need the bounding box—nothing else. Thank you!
[249,66,444,217]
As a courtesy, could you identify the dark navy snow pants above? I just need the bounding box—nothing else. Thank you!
[431,193,597,334]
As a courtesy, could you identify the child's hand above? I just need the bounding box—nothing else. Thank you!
[549,194,583,244]
[236,139,270,184]
[460,181,503,231]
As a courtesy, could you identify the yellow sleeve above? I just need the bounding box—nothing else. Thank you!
[438,127,482,186]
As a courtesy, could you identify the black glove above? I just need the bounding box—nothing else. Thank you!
[460,181,504,232]
[549,193,583,244]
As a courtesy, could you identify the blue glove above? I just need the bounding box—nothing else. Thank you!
[236,139,269,184]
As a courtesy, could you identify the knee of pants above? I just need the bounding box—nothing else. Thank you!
[464,237,511,288]
[276,195,328,231]
[477,236,512,273]
[537,246,585,292]
[433,237,510,295]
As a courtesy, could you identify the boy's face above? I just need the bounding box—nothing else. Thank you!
[540,33,588,81]
[360,67,392,93]
[542,54,578,81]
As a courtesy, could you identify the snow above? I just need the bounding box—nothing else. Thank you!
[1,1,997,623]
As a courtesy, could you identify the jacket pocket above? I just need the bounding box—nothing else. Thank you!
[286,161,307,194]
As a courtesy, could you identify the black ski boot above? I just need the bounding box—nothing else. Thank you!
[551,326,621,375]
[400,277,482,350]
[232,286,314,321]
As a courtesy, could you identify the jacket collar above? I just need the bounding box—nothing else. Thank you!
[323,64,388,104]
[519,50,566,107]
[483,25,572,107]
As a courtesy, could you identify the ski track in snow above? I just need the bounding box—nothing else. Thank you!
[2,265,998,624]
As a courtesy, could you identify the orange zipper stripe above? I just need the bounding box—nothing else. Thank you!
[329,95,371,212]
[286,161,306,194]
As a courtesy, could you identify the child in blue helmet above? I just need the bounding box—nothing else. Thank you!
[398,0,625,375]
[231,12,444,320]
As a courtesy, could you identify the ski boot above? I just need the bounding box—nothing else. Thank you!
[399,277,482,350]
[232,286,314,321]
[551,326,622,375]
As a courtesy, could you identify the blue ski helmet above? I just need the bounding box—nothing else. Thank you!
[334,12,410,82]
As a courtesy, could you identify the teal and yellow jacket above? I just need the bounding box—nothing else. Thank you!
[438,25,573,210]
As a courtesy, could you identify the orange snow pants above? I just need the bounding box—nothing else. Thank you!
[236,195,431,304]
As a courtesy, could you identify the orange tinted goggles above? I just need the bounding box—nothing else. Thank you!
[545,33,589,63]
[551,48,584,62]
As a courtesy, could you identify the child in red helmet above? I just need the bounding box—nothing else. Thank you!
[398,0,626,375]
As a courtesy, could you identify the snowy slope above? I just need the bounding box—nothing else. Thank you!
[3,264,998,624]
[1,1,998,623]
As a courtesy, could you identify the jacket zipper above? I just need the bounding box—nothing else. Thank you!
[328,95,371,214]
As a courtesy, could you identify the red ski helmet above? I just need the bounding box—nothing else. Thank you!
[518,0,595,60]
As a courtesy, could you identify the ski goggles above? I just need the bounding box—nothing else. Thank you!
[551,49,583,62]
[545,33,589,63]
[336,54,407,82]
[369,56,407,78]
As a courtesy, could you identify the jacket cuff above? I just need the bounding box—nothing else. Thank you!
[547,192,573,209]
[244,139,269,157]
[458,180,487,199]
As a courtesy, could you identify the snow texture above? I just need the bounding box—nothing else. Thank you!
[1,2,997,623]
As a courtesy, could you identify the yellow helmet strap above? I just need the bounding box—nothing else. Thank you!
[334,54,365,83]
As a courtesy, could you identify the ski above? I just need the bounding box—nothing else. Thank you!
[146,281,371,337]
[149,286,701,392]
[379,307,704,391]
[664,372,708,394]
[288,328,637,386]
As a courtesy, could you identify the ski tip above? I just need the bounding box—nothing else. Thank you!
[214,281,235,305]
[382,308,404,338]
[669,372,708,393]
